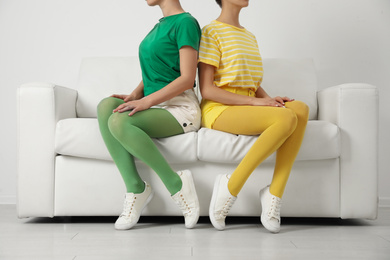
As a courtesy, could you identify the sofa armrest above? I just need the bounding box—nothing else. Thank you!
[318,83,378,219]
[17,82,77,218]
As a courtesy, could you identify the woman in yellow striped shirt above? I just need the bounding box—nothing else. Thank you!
[199,0,309,233]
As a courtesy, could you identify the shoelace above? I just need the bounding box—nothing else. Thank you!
[120,194,137,218]
[176,193,192,217]
[218,196,235,219]
[267,196,282,221]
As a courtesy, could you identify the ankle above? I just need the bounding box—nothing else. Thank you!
[227,178,238,197]
[269,186,283,199]
[126,181,146,194]
[168,173,183,195]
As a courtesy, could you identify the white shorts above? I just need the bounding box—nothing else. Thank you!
[152,88,201,133]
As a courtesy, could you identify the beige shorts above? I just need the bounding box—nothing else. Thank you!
[152,88,201,133]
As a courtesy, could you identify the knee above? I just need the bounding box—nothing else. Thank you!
[278,109,298,136]
[97,97,120,117]
[107,112,139,141]
[286,100,309,121]
[108,112,126,138]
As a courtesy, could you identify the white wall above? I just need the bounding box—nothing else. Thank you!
[1,0,389,206]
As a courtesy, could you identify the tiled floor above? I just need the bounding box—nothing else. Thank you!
[0,205,389,259]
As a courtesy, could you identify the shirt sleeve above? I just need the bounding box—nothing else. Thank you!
[176,16,201,51]
[198,25,221,68]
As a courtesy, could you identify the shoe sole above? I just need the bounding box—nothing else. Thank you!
[259,188,280,233]
[182,170,200,229]
[115,189,154,230]
[209,174,225,231]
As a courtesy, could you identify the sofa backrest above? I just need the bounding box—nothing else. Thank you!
[261,58,317,120]
[76,57,142,118]
[76,57,317,119]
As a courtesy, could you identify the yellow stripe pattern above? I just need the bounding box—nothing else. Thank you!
[199,20,263,91]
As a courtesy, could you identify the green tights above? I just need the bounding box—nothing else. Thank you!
[97,97,184,195]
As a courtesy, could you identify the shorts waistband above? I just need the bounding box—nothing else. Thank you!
[220,86,256,97]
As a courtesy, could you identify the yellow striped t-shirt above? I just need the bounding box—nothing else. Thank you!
[199,20,263,91]
[198,20,263,128]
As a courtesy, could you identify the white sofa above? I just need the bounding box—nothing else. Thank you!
[17,57,379,220]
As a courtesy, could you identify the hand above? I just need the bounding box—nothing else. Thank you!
[274,96,295,107]
[110,94,136,102]
[113,98,152,116]
[252,96,294,107]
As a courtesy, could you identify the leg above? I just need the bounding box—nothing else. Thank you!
[270,101,309,198]
[213,105,298,197]
[99,98,199,229]
[108,109,200,228]
[208,105,298,230]
[107,108,184,195]
[97,97,144,193]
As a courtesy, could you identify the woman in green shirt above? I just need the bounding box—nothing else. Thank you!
[97,0,201,230]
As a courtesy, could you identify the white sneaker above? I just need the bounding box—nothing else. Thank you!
[115,182,153,230]
[209,174,237,231]
[259,185,282,233]
[171,170,199,229]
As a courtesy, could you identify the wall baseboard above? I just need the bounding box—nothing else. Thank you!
[379,197,390,208]
[0,195,16,204]
[1,195,390,208]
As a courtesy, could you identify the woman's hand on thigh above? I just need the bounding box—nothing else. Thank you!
[252,97,288,107]
[274,96,295,106]
[111,94,139,102]
[113,98,152,116]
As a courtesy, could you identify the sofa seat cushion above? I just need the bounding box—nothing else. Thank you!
[55,118,198,164]
[197,120,340,163]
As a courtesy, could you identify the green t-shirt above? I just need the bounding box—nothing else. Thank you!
[139,12,201,96]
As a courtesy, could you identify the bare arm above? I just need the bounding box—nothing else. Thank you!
[198,62,256,105]
[198,62,290,107]
[114,46,198,115]
[127,81,145,101]
[256,86,294,105]
[142,46,198,106]
[255,86,271,99]
[111,81,144,103]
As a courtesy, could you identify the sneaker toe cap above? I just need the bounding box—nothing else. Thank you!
[262,218,280,233]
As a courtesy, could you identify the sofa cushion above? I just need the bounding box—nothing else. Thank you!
[197,120,340,163]
[55,118,198,164]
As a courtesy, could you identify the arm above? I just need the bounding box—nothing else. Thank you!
[127,81,145,101]
[318,83,378,219]
[198,62,292,107]
[111,80,144,102]
[199,62,256,105]
[115,46,198,115]
[255,86,271,99]
[17,82,77,218]
[256,86,294,106]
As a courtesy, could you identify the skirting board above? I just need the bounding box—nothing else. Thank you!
[1,195,390,208]
[0,195,17,204]
[379,197,390,208]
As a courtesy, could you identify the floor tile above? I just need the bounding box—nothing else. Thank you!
[1,205,390,259]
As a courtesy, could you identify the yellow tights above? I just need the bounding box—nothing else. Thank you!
[213,101,309,198]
